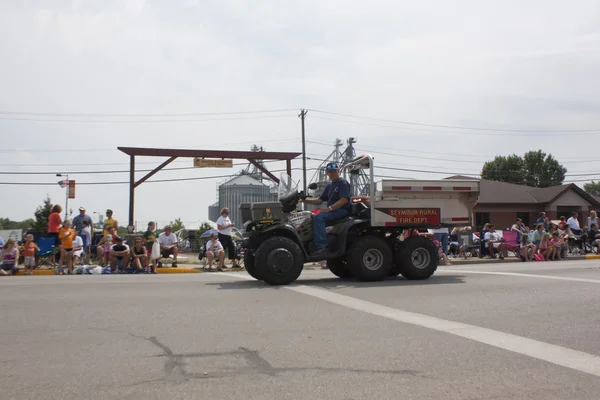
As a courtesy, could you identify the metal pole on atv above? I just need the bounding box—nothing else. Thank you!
[299,109,308,193]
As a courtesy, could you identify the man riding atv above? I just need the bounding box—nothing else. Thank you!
[300,162,351,256]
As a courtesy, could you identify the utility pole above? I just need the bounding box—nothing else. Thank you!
[299,109,308,192]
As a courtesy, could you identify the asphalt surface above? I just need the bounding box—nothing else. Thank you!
[2,260,600,400]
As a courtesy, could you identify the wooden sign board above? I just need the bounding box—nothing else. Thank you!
[193,158,233,168]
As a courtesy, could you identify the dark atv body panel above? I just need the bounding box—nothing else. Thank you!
[243,218,370,263]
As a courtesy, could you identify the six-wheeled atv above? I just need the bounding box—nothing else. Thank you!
[241,154,479,285]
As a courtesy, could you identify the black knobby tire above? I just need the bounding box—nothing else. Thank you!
[396,236,438,280]
[243,251,264,281]
[327,258,353,279]
[254,236,304,285]
[346,236,392,282]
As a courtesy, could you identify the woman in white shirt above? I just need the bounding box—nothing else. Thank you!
[216,208,240,268]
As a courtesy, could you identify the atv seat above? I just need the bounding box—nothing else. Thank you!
[325,216,352,227]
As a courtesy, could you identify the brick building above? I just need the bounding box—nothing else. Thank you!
[445,176,600,230]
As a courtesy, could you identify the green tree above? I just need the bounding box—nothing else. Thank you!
[169,218,185,232]
[32,196,53,231]
[0,218,35,230]
[481,151,566,187]
[481,154,525,184]
[198,222,214,236]
[522,150,566,188]
[584,181,600,197]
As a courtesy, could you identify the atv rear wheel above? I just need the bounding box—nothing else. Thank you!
[254,236,304,285]
[396,236,438,280]
[347,236,392,281]
[327,258,353,279]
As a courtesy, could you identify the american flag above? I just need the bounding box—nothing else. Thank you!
[58,179,68,188]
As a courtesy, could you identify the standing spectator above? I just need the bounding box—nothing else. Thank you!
[0,239,19,276]
[110,236,130,272]
[216,208,240,268]
[567,212,582,235]
[59,219,76,275]
[72,207,94,242]
[158,226,178,268]
[536,212,546,225]
[22,234,40,276]
[587,210,598,232]
[48,204,62,266]
[80,220,92,264]
[0,235,4,247]
[130,237,148,273]
[143,221,158,271]
[103,209,118,237]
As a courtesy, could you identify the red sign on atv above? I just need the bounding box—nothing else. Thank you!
[385,208,441,225]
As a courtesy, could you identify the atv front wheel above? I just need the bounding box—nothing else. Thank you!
[254,237,304,285]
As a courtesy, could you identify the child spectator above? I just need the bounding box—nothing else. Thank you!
[80,220,92,264]
[520,235,535,261]
[143,221,157,272]
[558,216,567,230]
[96,228,115,266]
[548,232,562,261]
[130,237,147,273]
[433,239,451,265]
[0,239,20,276]
[22,234,40,276]
[59,219,76,274]
[539,233,555,261]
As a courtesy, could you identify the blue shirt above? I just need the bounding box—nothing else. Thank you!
[319,178,352,211]
[72,214,93,233]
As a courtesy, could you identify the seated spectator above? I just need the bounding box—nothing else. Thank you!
[110,236,130,272]
[158,226,178,268]
[130,237,148,273]
[558,216,567,231]
[587,210,599,232]
[520,235,535,261]
[539,233,556,261]
[0,239,19,276]
[96,228,115,266]
[71,234,84,267]
[548,232,563,261]
[511,218,526,233]
[567,212,582,235]
[484,224,505,259]
[588,223,600,247]
[532,224,545,248]
[205,233,225,271]
[433,239,451,265]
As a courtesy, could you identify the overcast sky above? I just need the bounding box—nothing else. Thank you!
[1,0,599,228]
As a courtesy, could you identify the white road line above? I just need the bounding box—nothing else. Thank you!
[437,269,600,284]
[214,272,600,378]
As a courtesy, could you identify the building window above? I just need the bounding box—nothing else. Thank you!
[475,213,490,231]
[516,212,530,227]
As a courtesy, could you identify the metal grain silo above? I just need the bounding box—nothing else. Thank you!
[218,174,270,227]
[208,202,220,223]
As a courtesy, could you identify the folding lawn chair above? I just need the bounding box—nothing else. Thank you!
[502,230,521,257]
[35,237,58,269]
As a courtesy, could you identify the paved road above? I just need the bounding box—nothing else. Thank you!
[2,260,600,400]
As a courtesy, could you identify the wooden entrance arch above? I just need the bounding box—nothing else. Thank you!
[118,147,301,226]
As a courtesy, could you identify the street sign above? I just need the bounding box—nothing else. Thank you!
[68,180,76,199]
[193,158,233,168]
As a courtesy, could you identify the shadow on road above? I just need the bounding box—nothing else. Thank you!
[207,274,466,291]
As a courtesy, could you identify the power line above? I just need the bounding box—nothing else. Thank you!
[308,109,600,134]
[0,108,299,118]
[0,137,300,154]
[0,114,295,123]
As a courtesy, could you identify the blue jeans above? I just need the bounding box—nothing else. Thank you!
[313,209,349,249]
[434,233,449,255]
